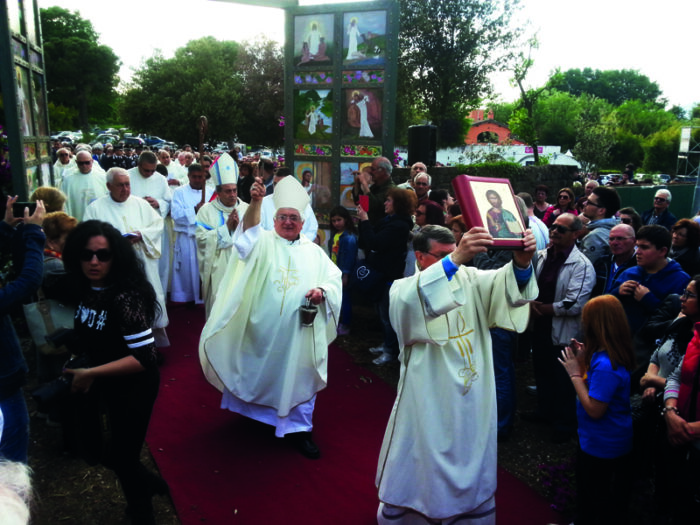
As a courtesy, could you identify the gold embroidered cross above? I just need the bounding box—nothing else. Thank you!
[449,312,478,395]
[273,255,299,315]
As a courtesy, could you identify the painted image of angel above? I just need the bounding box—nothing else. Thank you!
[306,106,318,135]
[346,18,365,60]
[348,91,373,138]
[294,15,333,66]
[485,189,522,238]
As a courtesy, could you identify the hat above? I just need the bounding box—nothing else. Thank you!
[273,175,310,215]
[211,153,238,186]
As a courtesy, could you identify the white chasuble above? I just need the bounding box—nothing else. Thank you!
[83,195,168,329]
[195,198,249,317]
[376,261,537,519]
[199,225,342,418]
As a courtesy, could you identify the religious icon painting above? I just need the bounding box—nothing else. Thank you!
[342,88,382,141]
[294,160,332,210]
[16,65,34,137]
[294,14,334,67]
[294,89,333,140]
[342,10,387,67]
[32,72,48,137]
[452,175,526,250]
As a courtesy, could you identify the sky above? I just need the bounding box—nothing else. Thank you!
[38,0,700,112]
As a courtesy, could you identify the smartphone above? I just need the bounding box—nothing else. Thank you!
[359,195,369,212]
[12,202,36,217]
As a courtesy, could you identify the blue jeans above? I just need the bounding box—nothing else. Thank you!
[0,389,29,463]
[491,327,516,437]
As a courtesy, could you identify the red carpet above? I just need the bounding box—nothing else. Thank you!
[146,305,563,524]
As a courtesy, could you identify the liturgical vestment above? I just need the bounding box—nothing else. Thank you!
[195,197,249,316]
[376,261,537,520]
[199,225,342,436]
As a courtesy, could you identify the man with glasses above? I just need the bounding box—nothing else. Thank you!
[397,161,427,190]
[375,225,537,524]
[353,156,396,224]
[526,213,596,443]
[59,150,107,221]
[579,186,621,265]
[641,189,677,230]
[259,168,318,241]
[611,224,690,383]
[200,176,341,459]
[592,224,637,296]
[52,147,75,180]
[413,173,432,203]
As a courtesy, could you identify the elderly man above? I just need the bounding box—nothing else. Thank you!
[526,213,596,443]
[575,179,599,209]
[592,223,637,296]
[353,156,396,224]
[53,147,75,180]
[170,164,214,305]
[397,161,427,190]
[413,173,432,203]
[260,167,318,242]
[376,225,537,524]
[59,150,107,221]
[200,176,341,459]
[83,168,169,345]
[579,186,621,265]
[158,148,185,186]
[195,154,249,316]
[641,189,677,230]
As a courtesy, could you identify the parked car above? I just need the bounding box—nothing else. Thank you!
[120,136,146,148]
[145,136,167,147]
[91,134,119,146]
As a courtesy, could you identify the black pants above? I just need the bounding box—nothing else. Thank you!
[575,447,633,525]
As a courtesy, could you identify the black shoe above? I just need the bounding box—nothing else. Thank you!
[520,411,550,424]
[286,431,320,459]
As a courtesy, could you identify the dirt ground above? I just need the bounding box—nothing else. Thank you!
[22,301,653,524]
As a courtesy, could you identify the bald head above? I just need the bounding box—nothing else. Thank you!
[609,223,636,259]
[76,151,93,174]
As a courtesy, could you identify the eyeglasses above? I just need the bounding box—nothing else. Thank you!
[275,214,301,223]
[620,218,633,225]
[558,195,570,200]
[58,153,69,157]
[550,224,574,234]
[586,199,603,208]
[422,250,451,259]
[654,197,667,202]
[79,249,113,262]
[77,161,92,166]
[681,290,698,300]
[415,182,429,186]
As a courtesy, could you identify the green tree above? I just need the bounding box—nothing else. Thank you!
[509,38,545,163]
[643,126,680,174]
[533,90,582,151]
[613,100,678,137]
[40,7,120,128]
[120,37,284,148]
[398,0,521,146]
[608,130,645,171]
[547,68,664,107]
[572,95,614,173]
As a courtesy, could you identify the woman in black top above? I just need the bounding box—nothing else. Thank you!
[60,220,166,525]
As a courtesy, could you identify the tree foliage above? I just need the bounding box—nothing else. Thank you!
[398,0,521,146]
[547,68,664,107]
[120,37,283,147]
[40,7,120,128]
[572,95,614,173]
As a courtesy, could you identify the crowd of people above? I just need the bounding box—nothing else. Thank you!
[2,142,700,524]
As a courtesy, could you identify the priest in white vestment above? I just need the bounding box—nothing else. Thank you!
[128,151,172,294]
[375,225,538,524]
[58,151,107,221]
[259,168,318,242]
[171,163,213,304]
[53,148,75,180]
[195,154,248,317]
[83,168,170,346]
[199,176,341,459]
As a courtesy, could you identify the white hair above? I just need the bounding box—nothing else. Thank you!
[106,167,129,184]
[415,172,432,186]
[0,461,32,525]
[655,189,672,203]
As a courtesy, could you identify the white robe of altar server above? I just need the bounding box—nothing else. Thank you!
[128,168,172,292]
[83,195,169,330]
[59,170,108,221]
[376,261,537,519]
[53,158,76,180]
[260,193,318,242]
[171,184,213,303]
[195,197,249,316]
[199,225,341,436]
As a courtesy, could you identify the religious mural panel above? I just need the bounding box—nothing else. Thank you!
[341,69,385,85]
[339,161,372,209]
[342,10,387,67]
[293,71,333,86]
[294,89,333,140]
[341,88,382,141]
[294,160,332,211]
[16,65,33,136]
[32,71,47,136]
[294,14,334,67]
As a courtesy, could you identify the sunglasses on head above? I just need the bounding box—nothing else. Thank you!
[80,249,113,262]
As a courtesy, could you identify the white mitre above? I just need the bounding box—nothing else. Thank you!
[273,176,310,215]
[211,153,239,186]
